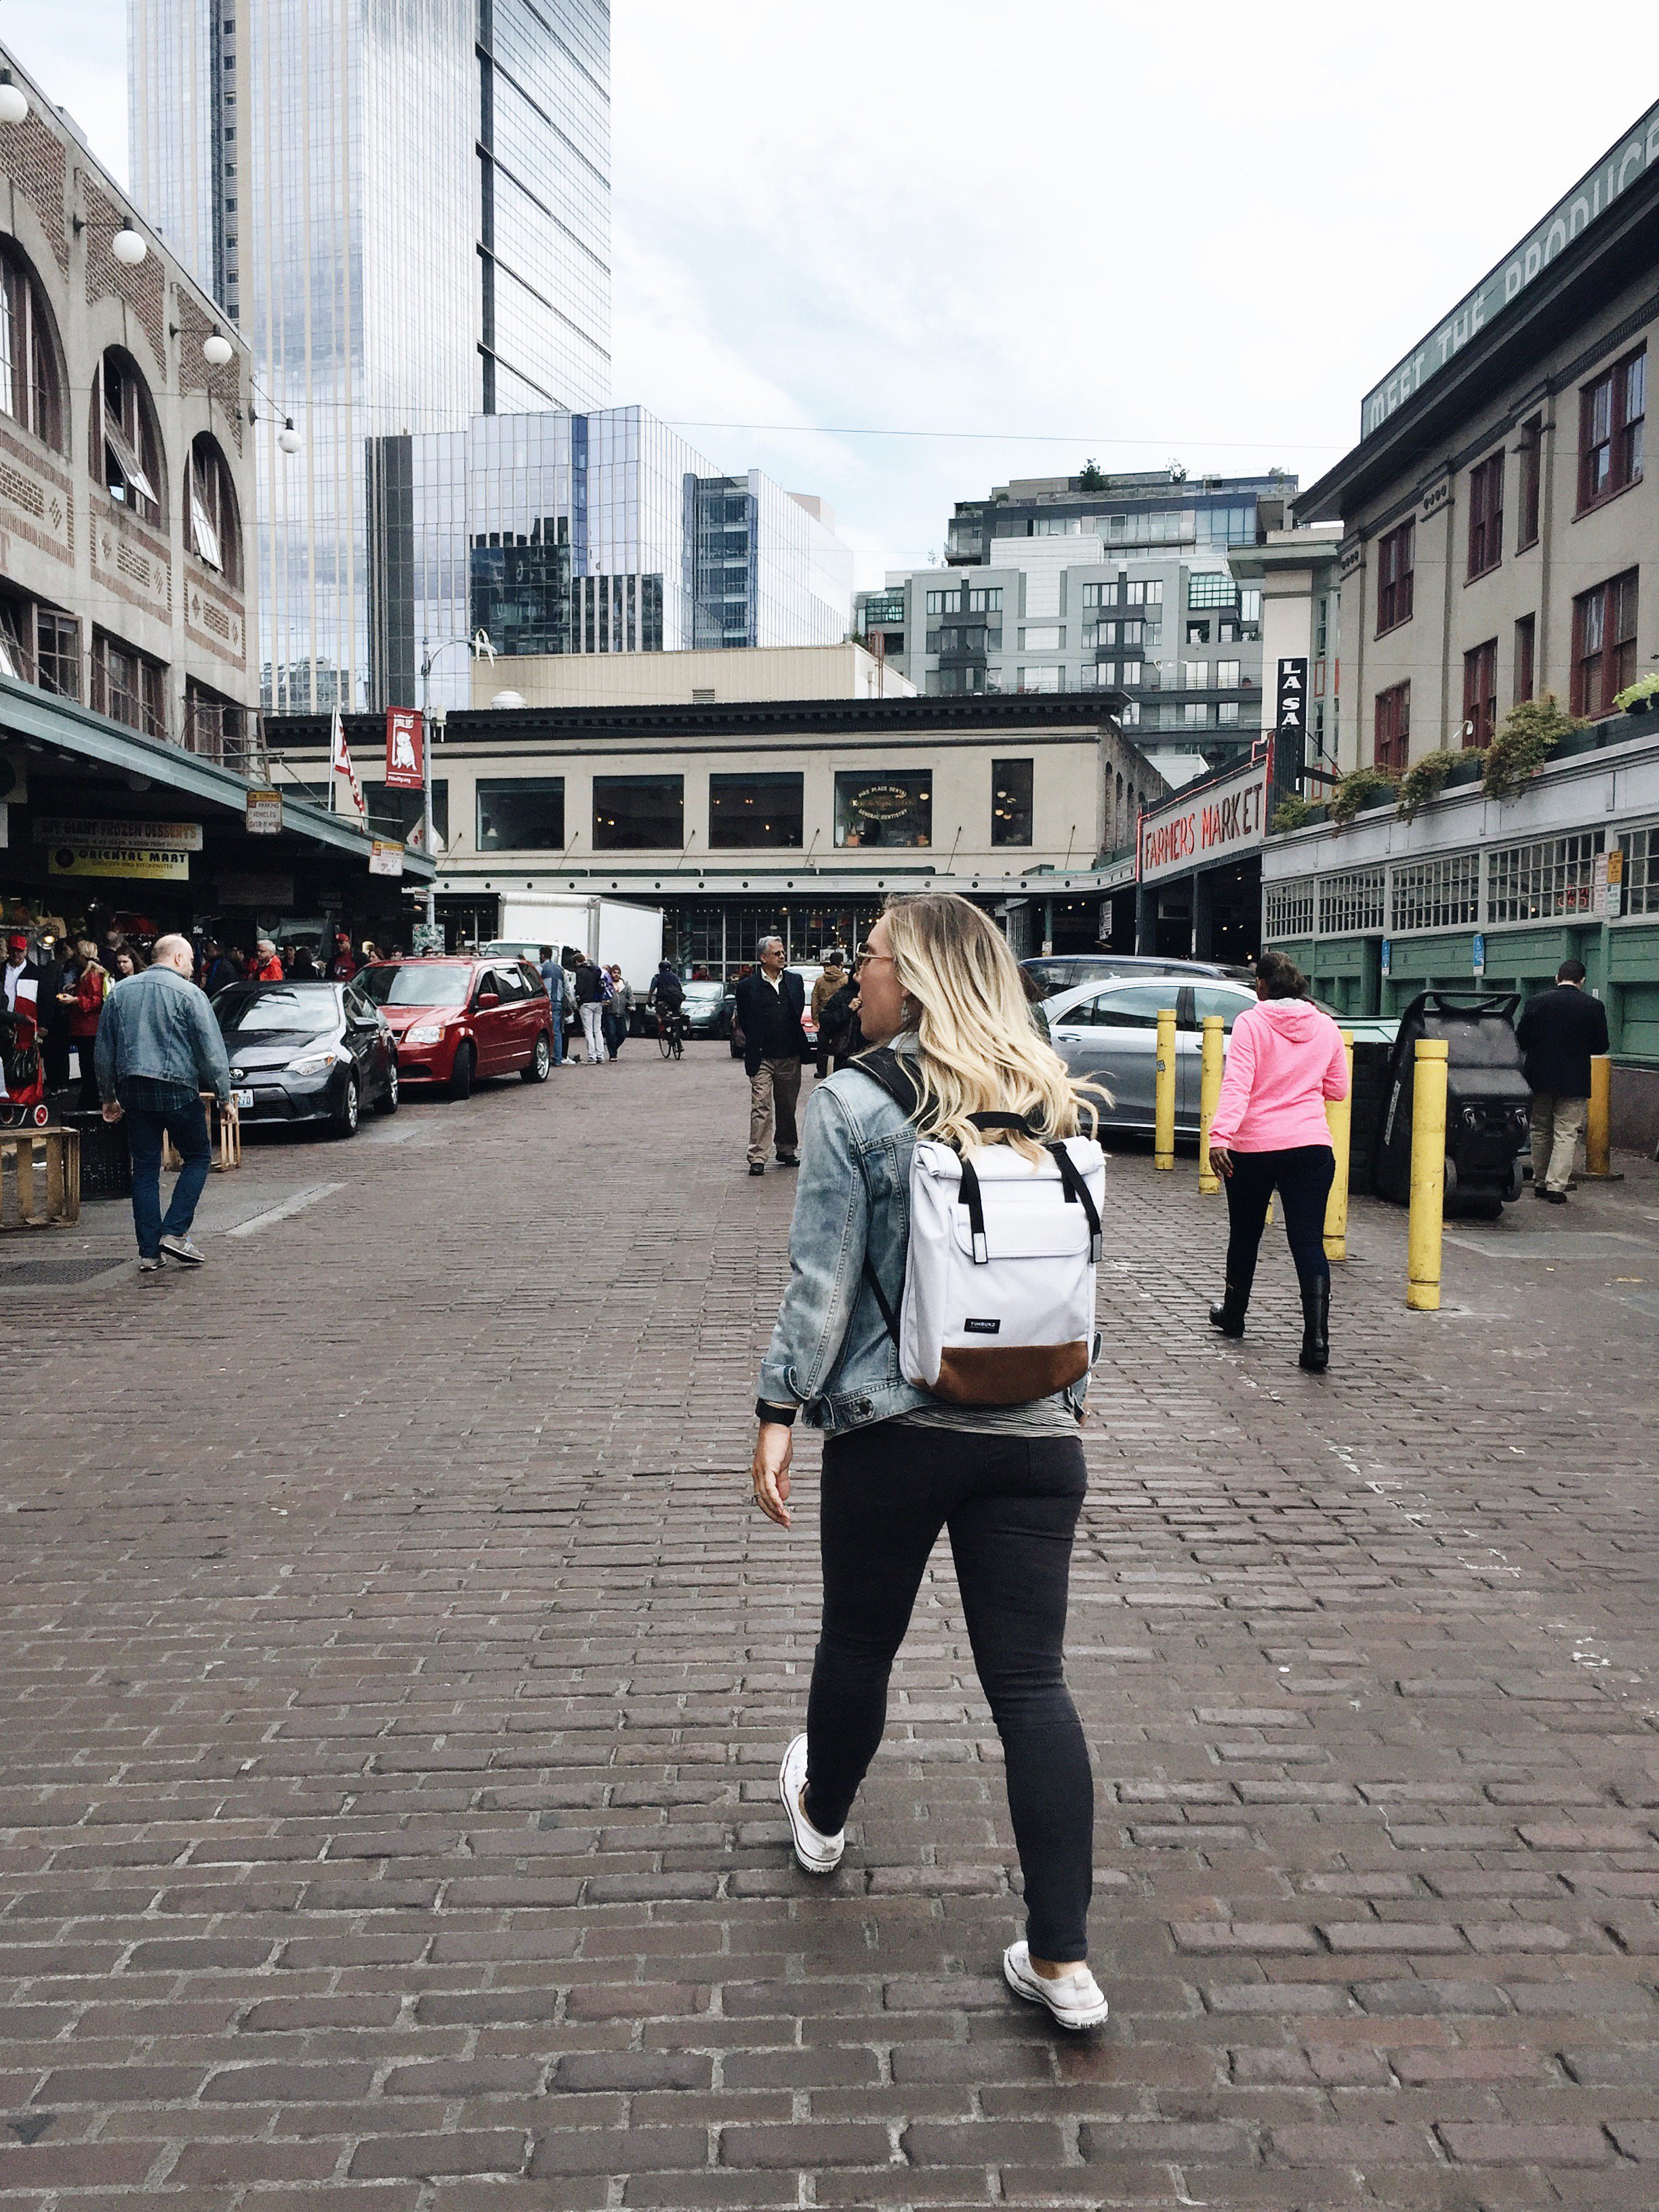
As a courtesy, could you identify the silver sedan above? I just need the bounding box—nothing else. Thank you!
[1040,976,1259,1135]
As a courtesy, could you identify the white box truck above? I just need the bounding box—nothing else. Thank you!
[487,892,664,1000]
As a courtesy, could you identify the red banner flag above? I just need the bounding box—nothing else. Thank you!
[385,708,424,790]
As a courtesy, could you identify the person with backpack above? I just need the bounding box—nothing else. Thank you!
[573,951,609,1063]
[750,892,1111,2034]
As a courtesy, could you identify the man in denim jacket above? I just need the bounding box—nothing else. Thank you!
[96,935,235,1271]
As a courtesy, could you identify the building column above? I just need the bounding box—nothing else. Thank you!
[1191,868,1214,961]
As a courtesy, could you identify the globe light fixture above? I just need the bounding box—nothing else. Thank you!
[0,81,28,127]
[276,419,302,455]
[202,331,234,367]
[491,690,529,711]
[110,227,148,266]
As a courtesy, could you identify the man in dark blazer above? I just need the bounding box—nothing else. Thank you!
[733,935,808,1176]
[1515,958,1610,1203]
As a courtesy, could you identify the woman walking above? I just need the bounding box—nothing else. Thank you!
[67,940,108,1108]
[602,965,632,1059]
[1206,949,1349,1372]
[750,891,1109,2032]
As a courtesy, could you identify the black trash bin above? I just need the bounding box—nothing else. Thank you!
[1372,992,1531,1218]
[55,1108,133,1201]
[1347,1038,1393,1194]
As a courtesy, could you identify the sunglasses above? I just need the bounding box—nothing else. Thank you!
[855,944,894,968]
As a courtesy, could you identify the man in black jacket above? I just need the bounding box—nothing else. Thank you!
[733,935,808,1176]
[1515,958,1610,1203]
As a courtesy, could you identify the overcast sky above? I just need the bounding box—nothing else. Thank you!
[7,1,1654,588]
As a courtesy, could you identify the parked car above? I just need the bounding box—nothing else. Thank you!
[357,957,554,1097]
[213,979,398,1136]
[1021,952,1256,998]
[680,980,726,1038]
[1042,975,1395,1136]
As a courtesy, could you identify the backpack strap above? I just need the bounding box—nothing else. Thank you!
[1048,1141,1103,1262]
[848,1045,924,1118]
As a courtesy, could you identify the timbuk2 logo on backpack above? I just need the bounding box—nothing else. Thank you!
[855,1051,1106,1407]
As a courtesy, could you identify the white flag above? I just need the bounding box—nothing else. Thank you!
[329,710,367,823]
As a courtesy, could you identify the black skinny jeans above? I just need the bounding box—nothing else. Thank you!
[805,1422,1093,1961]
[1223,1143,1335,1299]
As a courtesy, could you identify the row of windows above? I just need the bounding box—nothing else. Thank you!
[1374,347,1645,639]
[470,762,1040,854]
[1267,834,1614,939]
[1,243,244,585]
[1374,565,1639,766]
[0,586,247,761]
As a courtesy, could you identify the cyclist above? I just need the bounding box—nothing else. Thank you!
[649,959,687,1049]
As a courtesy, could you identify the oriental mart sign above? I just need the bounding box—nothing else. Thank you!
[1139,758,1267,887]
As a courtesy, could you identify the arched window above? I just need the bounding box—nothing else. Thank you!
[0,242,64,451]
[91,348,164,528]
[187,433,241,587]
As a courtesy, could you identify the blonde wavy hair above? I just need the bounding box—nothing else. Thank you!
[878,893,1107,1155]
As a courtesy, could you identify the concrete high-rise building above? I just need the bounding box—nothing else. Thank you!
[128,0,612,715]
[857,470,1299,792]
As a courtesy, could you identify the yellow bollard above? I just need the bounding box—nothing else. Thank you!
[1323,1029,1355,1261]
[1585,1054,1612,1177]
[1154,1006,1176,1170]
[1406,1038,1449,1312]
[1197,1015,1225,1194]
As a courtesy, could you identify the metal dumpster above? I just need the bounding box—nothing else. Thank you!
[1372,992,1531,1218]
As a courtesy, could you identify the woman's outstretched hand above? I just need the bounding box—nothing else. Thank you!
[751,1423,794,1527]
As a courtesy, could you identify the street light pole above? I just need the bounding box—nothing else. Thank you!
[417,632,493,945]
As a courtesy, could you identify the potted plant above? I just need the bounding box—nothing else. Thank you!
[1269,794,1312,834]
[1328,765,1396,827]
[1614,673,1659,716]
[1481,694,1584,800]
[1396,748,1463,823]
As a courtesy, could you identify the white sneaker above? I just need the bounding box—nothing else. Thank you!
[1002,1940,1109,2030]
[159,1233,204,1267]
[779,1732,843,1875]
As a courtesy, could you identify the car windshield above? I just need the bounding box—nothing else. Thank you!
[684,982,722,1001]
[359,964,472,1007]
[216,983,336,1031]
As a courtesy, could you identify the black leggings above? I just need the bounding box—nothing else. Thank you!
[806,1422,1093,1961]
[1223,1143,1335,1298]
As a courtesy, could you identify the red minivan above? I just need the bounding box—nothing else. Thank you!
[359,958,554,1098]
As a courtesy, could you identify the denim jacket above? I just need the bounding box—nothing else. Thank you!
[96,964,232,1105]
[756,1059,933,1433]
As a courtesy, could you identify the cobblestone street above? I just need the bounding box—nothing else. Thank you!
[1,1047,1658,2210]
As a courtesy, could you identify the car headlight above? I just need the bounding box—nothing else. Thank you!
[407,1024,443,1044]
[288,1047,341,1075]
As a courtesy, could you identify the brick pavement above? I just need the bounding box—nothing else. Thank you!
[0,1047,1657,2209]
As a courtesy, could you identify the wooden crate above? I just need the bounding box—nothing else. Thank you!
[0,1127,81,1229]
[163,1095,241,1174]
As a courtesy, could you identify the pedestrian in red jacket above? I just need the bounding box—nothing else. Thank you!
[325,930,358,981]
[251,938,285,982]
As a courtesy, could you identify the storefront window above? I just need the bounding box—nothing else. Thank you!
[593,774,683,851]
[477,777,565,851]
[834,770,931,849]
[710,771,803,849]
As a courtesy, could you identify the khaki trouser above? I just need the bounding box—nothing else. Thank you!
[1530,1091,1587,1195]
[748,1056,802,1166]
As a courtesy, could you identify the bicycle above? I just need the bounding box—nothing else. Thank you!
[655,1005,685,1059]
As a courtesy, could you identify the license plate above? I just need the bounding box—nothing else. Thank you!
[232,1089,254,1109]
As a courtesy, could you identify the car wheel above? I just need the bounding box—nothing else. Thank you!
[373,1056,400,1113]
[521,1031,552,1083]
[449,1042,475,1101]
[331,1073,360,1137]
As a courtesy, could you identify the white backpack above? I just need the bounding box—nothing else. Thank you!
[857,1054,1105,1406]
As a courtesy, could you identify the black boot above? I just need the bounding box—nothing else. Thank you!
[1208,1284,1248,1338]
[1298,1277,1330,1373]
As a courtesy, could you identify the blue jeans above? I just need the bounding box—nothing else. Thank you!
[121,1078,212,1258]
[550,1004,564,1065]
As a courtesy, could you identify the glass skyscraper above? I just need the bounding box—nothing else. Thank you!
[128,0,611,714]
[370,407,854,710]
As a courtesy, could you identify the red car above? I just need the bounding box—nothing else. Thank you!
[358,957,554,1098]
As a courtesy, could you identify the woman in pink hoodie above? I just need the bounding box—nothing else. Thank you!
[1206,950,1349,1372]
